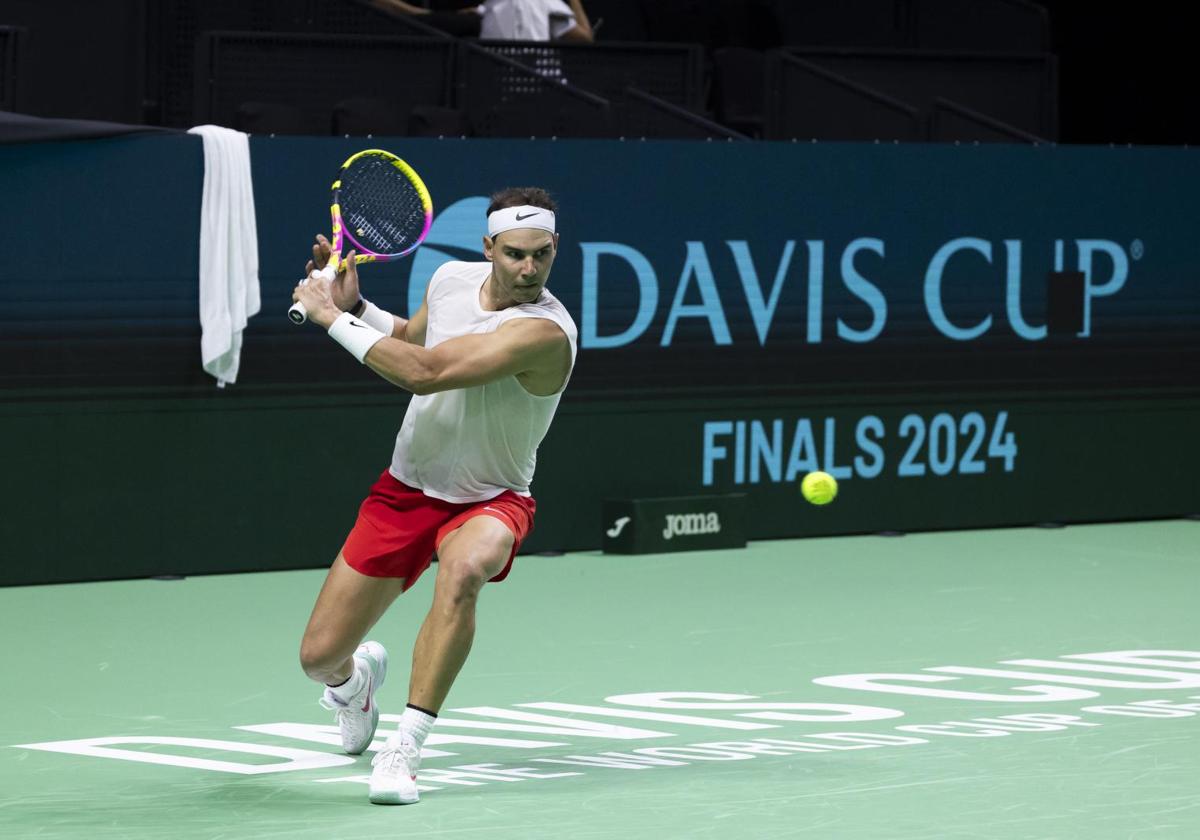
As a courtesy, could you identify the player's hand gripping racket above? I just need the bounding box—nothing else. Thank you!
[288,148,433,325]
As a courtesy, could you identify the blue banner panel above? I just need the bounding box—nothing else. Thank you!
[5,137,1196,397]
[251,138,1200,399]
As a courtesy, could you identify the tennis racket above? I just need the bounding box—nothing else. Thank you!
[288,148,433,325]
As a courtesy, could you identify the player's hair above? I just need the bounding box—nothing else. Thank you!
[487,187,558,217]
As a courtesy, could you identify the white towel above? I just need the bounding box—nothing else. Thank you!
[188,125,261,386]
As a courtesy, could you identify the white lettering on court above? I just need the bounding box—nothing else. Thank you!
[13,737,354,775]
[812,672,1098,702]
[16,649,1200,784]
[605,692,906,722]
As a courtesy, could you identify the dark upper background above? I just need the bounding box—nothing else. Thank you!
[0,0,1195,145]
[1038,0,1199,145]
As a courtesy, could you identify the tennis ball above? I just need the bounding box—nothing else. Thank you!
[801,471,838,505]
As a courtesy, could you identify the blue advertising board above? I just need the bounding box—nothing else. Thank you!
[245,139,1200,393]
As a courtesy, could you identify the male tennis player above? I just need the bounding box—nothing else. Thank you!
[291,187,576,805]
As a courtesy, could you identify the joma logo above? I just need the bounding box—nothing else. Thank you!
[662,512,721,540]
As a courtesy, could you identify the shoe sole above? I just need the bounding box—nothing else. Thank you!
[369,789,419,806]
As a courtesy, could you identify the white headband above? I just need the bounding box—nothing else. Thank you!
[487,205,557,238]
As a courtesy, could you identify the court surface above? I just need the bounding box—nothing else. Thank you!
[3,520,1199,839]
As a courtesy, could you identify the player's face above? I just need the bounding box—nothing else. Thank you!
[485,229,558,303]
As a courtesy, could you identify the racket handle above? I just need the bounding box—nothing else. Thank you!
[286,263,339,325]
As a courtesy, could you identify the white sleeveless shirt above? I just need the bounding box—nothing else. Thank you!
[390,261,578,503]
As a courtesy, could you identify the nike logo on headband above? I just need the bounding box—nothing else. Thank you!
[515,211,540,220]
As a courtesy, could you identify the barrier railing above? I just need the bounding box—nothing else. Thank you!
[766,52,923,142]
[782,47,1057,140]
[929,96,1046,143]
[193,31,455,134]
[0,26,24,113]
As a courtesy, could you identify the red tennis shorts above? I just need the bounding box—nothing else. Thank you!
[341,470,536,591]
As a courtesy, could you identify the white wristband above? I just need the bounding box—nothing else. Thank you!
[327,312,387,363]
[358,299,395,335]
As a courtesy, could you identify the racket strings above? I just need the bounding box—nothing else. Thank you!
[339,155,428,255]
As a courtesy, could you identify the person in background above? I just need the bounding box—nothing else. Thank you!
[478,0,594,42]
[376,0,593,42]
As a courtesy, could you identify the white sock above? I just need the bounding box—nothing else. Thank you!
[325,660,367,704]
[390,704,436,749]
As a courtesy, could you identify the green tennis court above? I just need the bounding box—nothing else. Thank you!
[4,520,1199,839]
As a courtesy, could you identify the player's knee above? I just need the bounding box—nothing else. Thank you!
[440,555,495,604]
[299,635,344,681]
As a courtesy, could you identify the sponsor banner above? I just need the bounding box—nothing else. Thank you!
[538,395,1199,546]
[5,137,1198,396]
[3,137,1198,582]
[601,493,746,553]
[258,138,1200,398]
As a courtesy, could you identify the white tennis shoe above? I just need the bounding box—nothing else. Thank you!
[318,641,387,755]
[369,739,422,805]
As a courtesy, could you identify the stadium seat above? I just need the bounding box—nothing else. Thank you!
[406,105,468,137]
[233,101,309,135]
[333,96,409,136]
[712,47,766,136]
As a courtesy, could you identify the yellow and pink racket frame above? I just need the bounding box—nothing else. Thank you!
[287,148,433,324]
[329,148,434,271]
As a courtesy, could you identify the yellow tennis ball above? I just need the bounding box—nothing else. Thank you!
[801,471,838,505]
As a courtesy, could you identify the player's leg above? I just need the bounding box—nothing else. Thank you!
[300,553,408,755]
[304,470,446,759]
[410,514,514,711]
[300,552,407,685]
[369,514,516,805]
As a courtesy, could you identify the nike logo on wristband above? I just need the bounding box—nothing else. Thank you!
[350,321,367,329]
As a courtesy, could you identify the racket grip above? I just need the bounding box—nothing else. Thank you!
[286,263,339,325]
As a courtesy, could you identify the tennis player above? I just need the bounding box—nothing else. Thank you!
[291,187,577,805]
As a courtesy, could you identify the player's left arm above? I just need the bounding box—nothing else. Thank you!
[364,317,570,395]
